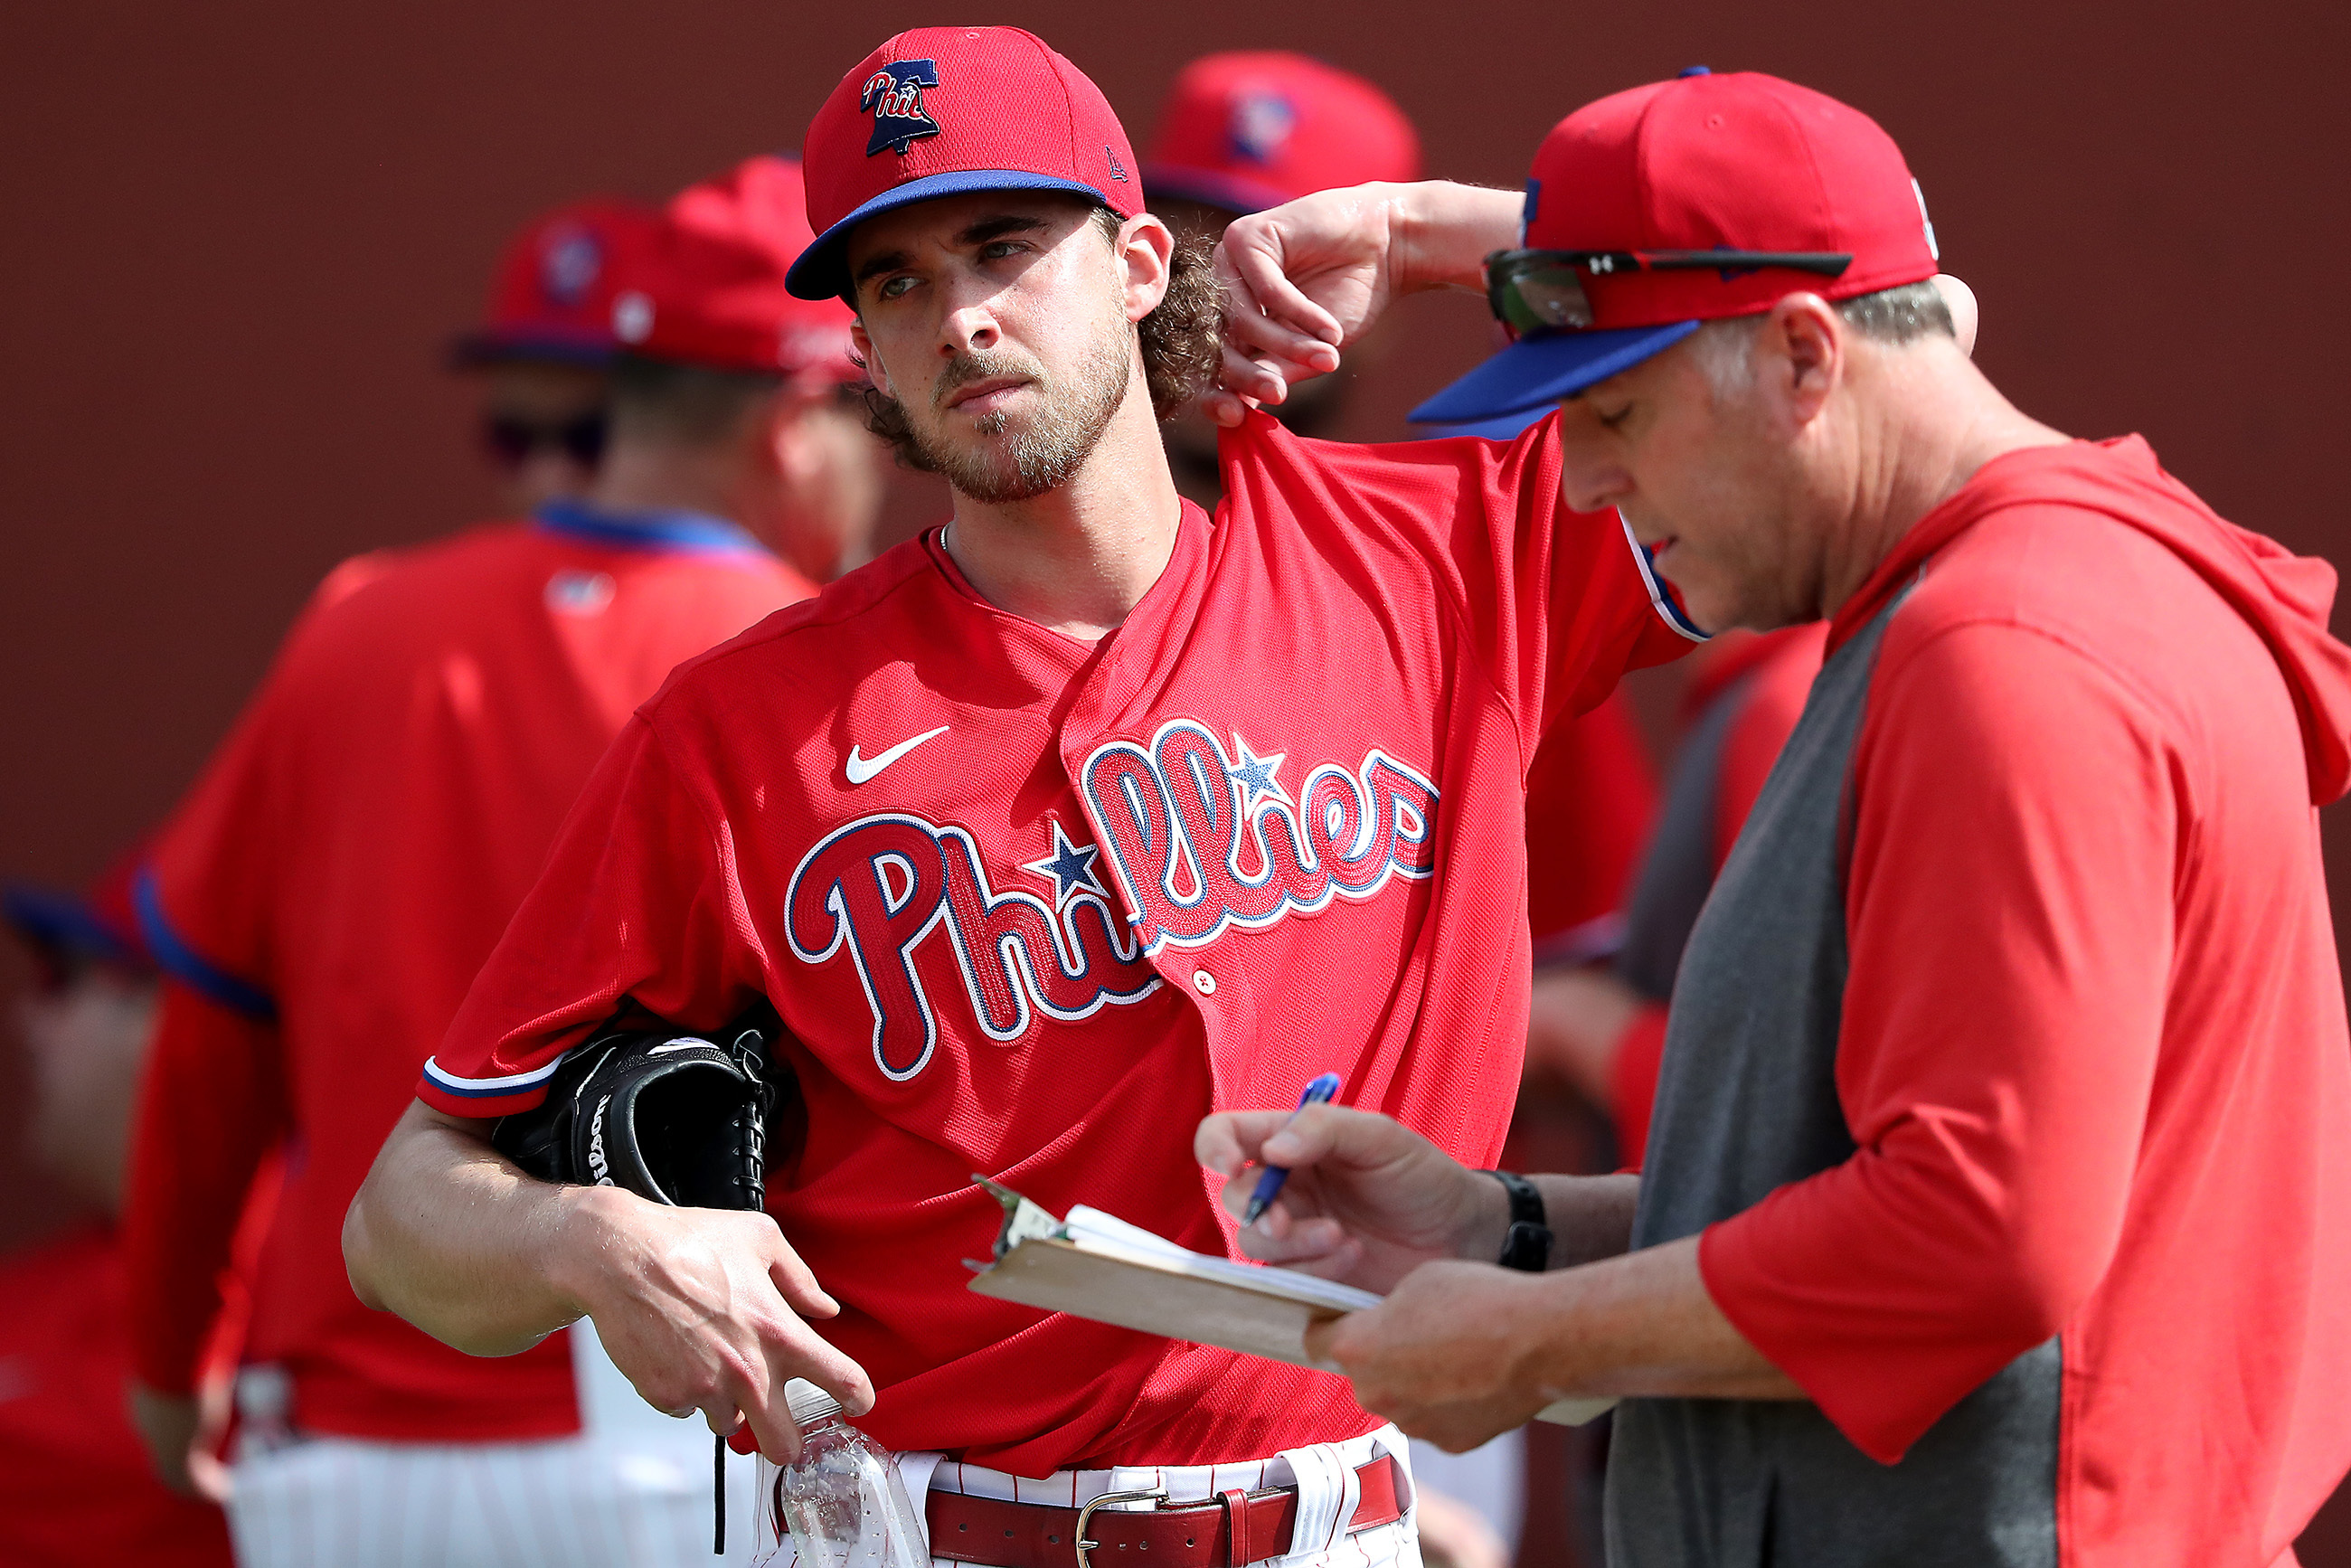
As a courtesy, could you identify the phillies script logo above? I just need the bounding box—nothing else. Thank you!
[861,60,941,156]
[783,723,1439,1084]
[1081,721,1439,952]
[786,816,1159,1082]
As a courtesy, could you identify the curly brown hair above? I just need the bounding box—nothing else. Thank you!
[855,207,1223,472]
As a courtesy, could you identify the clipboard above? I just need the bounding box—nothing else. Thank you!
[963,1178,1615,1427]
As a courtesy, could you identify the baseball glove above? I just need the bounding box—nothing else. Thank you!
[489,999,787,1213]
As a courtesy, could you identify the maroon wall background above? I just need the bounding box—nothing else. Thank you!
[5,0,2346,1547]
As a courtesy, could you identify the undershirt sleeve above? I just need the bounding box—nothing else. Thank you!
[420,713,758,1117]
[1697,619,2177,1464]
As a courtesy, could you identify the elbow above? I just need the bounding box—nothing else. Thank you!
[1965,1233,2104,1348]
[341,1187,388,1312]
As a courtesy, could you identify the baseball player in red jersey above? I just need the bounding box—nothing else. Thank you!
[119,156,879,1566]
[454,197,664,515]
[0,857,237,1568]
[346,24,1700,1568]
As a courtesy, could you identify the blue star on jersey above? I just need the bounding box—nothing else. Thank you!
[1024,820,1110,911]
[1226,733,1289,811]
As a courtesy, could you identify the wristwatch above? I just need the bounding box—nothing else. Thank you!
[1480,1169,1553,1272]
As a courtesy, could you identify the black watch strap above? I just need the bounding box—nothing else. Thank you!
[1481,1169,1552,1272]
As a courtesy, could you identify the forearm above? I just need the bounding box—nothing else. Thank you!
[1514,1235,1801,1401]
[1530,1172,1640,1268]
[343,1100,604,1356]
[1385,181,1525,296]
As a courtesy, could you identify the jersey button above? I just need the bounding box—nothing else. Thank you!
[1192,968,1216,997]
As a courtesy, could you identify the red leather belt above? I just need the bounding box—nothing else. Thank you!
[927,1455,1403,1568]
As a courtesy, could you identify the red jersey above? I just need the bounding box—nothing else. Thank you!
[1694,439,2351,1561]
[1523,694,1657,965]
[122,504,815,1442]
[420,411,1698,1476]
[0,1228,233,1568]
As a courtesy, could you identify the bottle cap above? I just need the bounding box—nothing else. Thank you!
[785,1378,845,1427]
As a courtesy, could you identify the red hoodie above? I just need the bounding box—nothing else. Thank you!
[1698,437,2351,1565]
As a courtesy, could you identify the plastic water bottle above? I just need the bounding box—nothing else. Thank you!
[760,1380,929,1568]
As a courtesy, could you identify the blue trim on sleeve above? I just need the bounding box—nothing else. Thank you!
[533,498,771,559]
[420,1053,568,1098]
[134,867,278,1021]
[1619,514,1711,642]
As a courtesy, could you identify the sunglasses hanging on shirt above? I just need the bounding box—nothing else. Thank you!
[1482,249,1854,337]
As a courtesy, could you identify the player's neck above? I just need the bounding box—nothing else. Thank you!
[588,439,749,530]
[941,391,1185,644]
[1818,347,2072,619]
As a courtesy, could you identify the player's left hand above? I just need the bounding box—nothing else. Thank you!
[1302,1260,1556,1452]
[127,1382,230,1503]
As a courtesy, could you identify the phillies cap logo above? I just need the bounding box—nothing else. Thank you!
[1228,90,1296,165]
[539,224,602,306]
[861,60,942,156]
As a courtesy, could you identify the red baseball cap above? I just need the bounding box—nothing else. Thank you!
[612,156,859,381]
[788,26,1142,301]
[1412,69,1942,424]
[451,198,661,367]
[1143,52,1421,216]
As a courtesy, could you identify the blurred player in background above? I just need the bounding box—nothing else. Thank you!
[1140,51,1421,506]
[118,155,882,1568]
[0,858,236,1567]
[452,197,659,515]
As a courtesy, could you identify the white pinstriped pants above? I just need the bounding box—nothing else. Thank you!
[226,1431,751,1567]
[224,1319,756,1567]
[751,1423,1421,1568]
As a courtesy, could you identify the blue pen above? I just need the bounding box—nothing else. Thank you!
[1242,1072,1344,1226]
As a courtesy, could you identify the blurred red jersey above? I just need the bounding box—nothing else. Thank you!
[0,1227,233,1568]
[1524,694,1657,964]
[123,505,814,1441]
[421,411,1698,1475]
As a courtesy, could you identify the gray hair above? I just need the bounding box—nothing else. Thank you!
[1687,279,1957,398]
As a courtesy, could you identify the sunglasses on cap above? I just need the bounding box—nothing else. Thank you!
[1484,248,1853,336]
[481,412,608,469]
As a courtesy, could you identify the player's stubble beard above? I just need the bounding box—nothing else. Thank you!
[894,305,1136,505]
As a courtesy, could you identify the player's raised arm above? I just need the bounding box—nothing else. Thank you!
[346,1100,872,1459]
[1206,181,1520,423]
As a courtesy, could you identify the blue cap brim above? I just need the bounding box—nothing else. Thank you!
[3,884,131,964]
[1408,320,1703,425]
[1411,404,1559,441]
[786,170,1118,301]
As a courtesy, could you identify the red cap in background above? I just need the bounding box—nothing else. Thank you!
[789,26,1142,300]
[1142,52,1421,216]
[1413,68,1943,423]
[612,156,859,381]
[450,198,661,367]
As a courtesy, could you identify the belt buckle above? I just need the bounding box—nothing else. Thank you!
[1073,1487,1168,1568]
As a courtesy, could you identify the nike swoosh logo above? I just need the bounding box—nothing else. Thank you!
[845,724,949,785]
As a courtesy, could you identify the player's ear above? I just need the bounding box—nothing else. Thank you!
[1759,293,1844,429]
[850,317,896,401]
[1119,213,1174,323]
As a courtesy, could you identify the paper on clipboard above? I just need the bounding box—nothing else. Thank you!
[963,1178,1614,1427]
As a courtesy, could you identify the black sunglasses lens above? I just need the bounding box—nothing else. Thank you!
[483,417,534,466]
[1489,253,1595,335]
[558,415,608,467]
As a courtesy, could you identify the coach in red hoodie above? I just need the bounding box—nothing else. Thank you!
[1199,70,2351,1566]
